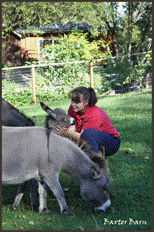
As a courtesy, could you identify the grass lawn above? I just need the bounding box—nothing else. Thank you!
[2,90,152,230]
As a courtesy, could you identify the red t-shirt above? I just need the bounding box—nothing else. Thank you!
[68,105,120,138]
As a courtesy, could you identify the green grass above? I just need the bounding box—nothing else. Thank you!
[2,90,152,230]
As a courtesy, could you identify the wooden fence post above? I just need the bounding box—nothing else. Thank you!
[31,65,37,104]
[89,61,94,88]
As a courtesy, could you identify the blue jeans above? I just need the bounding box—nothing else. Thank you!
[80,128,120,157]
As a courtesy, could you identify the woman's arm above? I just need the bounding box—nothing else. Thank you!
[56,125,81,142]
[67,126,81,141]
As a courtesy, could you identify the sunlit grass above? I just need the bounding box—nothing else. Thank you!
[2,90,152,230]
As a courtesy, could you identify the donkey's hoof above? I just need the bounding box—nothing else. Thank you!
[95,199,111,213]
[42,208,50,213]
[62,208,73,215]
[39,208,50,214]
[12,206,17,210]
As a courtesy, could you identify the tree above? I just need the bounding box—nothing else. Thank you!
[2,1,152,55]
[118,1,152,56]
[2,2,114,37]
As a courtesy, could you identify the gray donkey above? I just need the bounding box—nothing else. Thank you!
[40,102,108,173]
[9,102,110,213]
[3,126,111,214]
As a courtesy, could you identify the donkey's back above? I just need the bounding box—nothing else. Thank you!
[2,98,35,126]
[2,126,47,184]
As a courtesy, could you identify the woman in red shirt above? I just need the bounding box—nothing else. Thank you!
[62,86,121,159]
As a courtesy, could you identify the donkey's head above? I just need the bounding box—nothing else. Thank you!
[40,102,74,132]
[40,102,108,172]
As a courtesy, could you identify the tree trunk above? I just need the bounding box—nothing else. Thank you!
[111,32,119,58]
[127,2,133,64]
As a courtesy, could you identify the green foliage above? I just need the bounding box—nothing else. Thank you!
[2,2,152,99]
[37,65,89,100]
[96,51,152,92]
[2,78,69,107]
[132,25,141,44]
[2,80,33,106]
[2,2,111,37]
[125,52,152,86]
[2,1,151,56]
[43,33,108,61]
[39,32,110,96]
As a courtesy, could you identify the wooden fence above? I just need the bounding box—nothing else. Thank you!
[2,51,152,103]
[2,60,96,103]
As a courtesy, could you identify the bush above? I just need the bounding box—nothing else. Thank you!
[39,32,111,96]
[3,32,111,105]
[2,79,33,106]
[98,51,152,92]
[42,33,109,62]
[2,78,69,106]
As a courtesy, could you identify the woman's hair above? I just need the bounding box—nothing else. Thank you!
[68,86,97,106]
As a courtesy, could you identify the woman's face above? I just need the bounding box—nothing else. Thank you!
[71,94,88,113]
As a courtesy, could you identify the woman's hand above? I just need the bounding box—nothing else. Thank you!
[55,125,81,142]
[55,126,68,137]
[67,125,76,136]
[67,125,81,141]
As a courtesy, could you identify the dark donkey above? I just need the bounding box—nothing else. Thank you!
[2,98,43,211]
[2,98,35,126]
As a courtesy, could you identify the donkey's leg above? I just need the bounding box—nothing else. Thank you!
[44,174,71,214]
[29,179,49,212]
[12,182,27,209]
[29,179,40,211]
[38,181,49,213]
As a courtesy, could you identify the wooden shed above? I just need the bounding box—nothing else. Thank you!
[8,23,92,62]
[20,36,46,60]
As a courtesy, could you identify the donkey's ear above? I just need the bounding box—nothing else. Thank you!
[48,110,57,120]
[40,102,50,112]
[40,102,57,119]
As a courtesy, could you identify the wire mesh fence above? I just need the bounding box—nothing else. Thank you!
[2,67,32,87]
[2,61,91,104]
[2,51,152,104]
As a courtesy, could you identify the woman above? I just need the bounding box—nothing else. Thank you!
[60,86,121,160]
